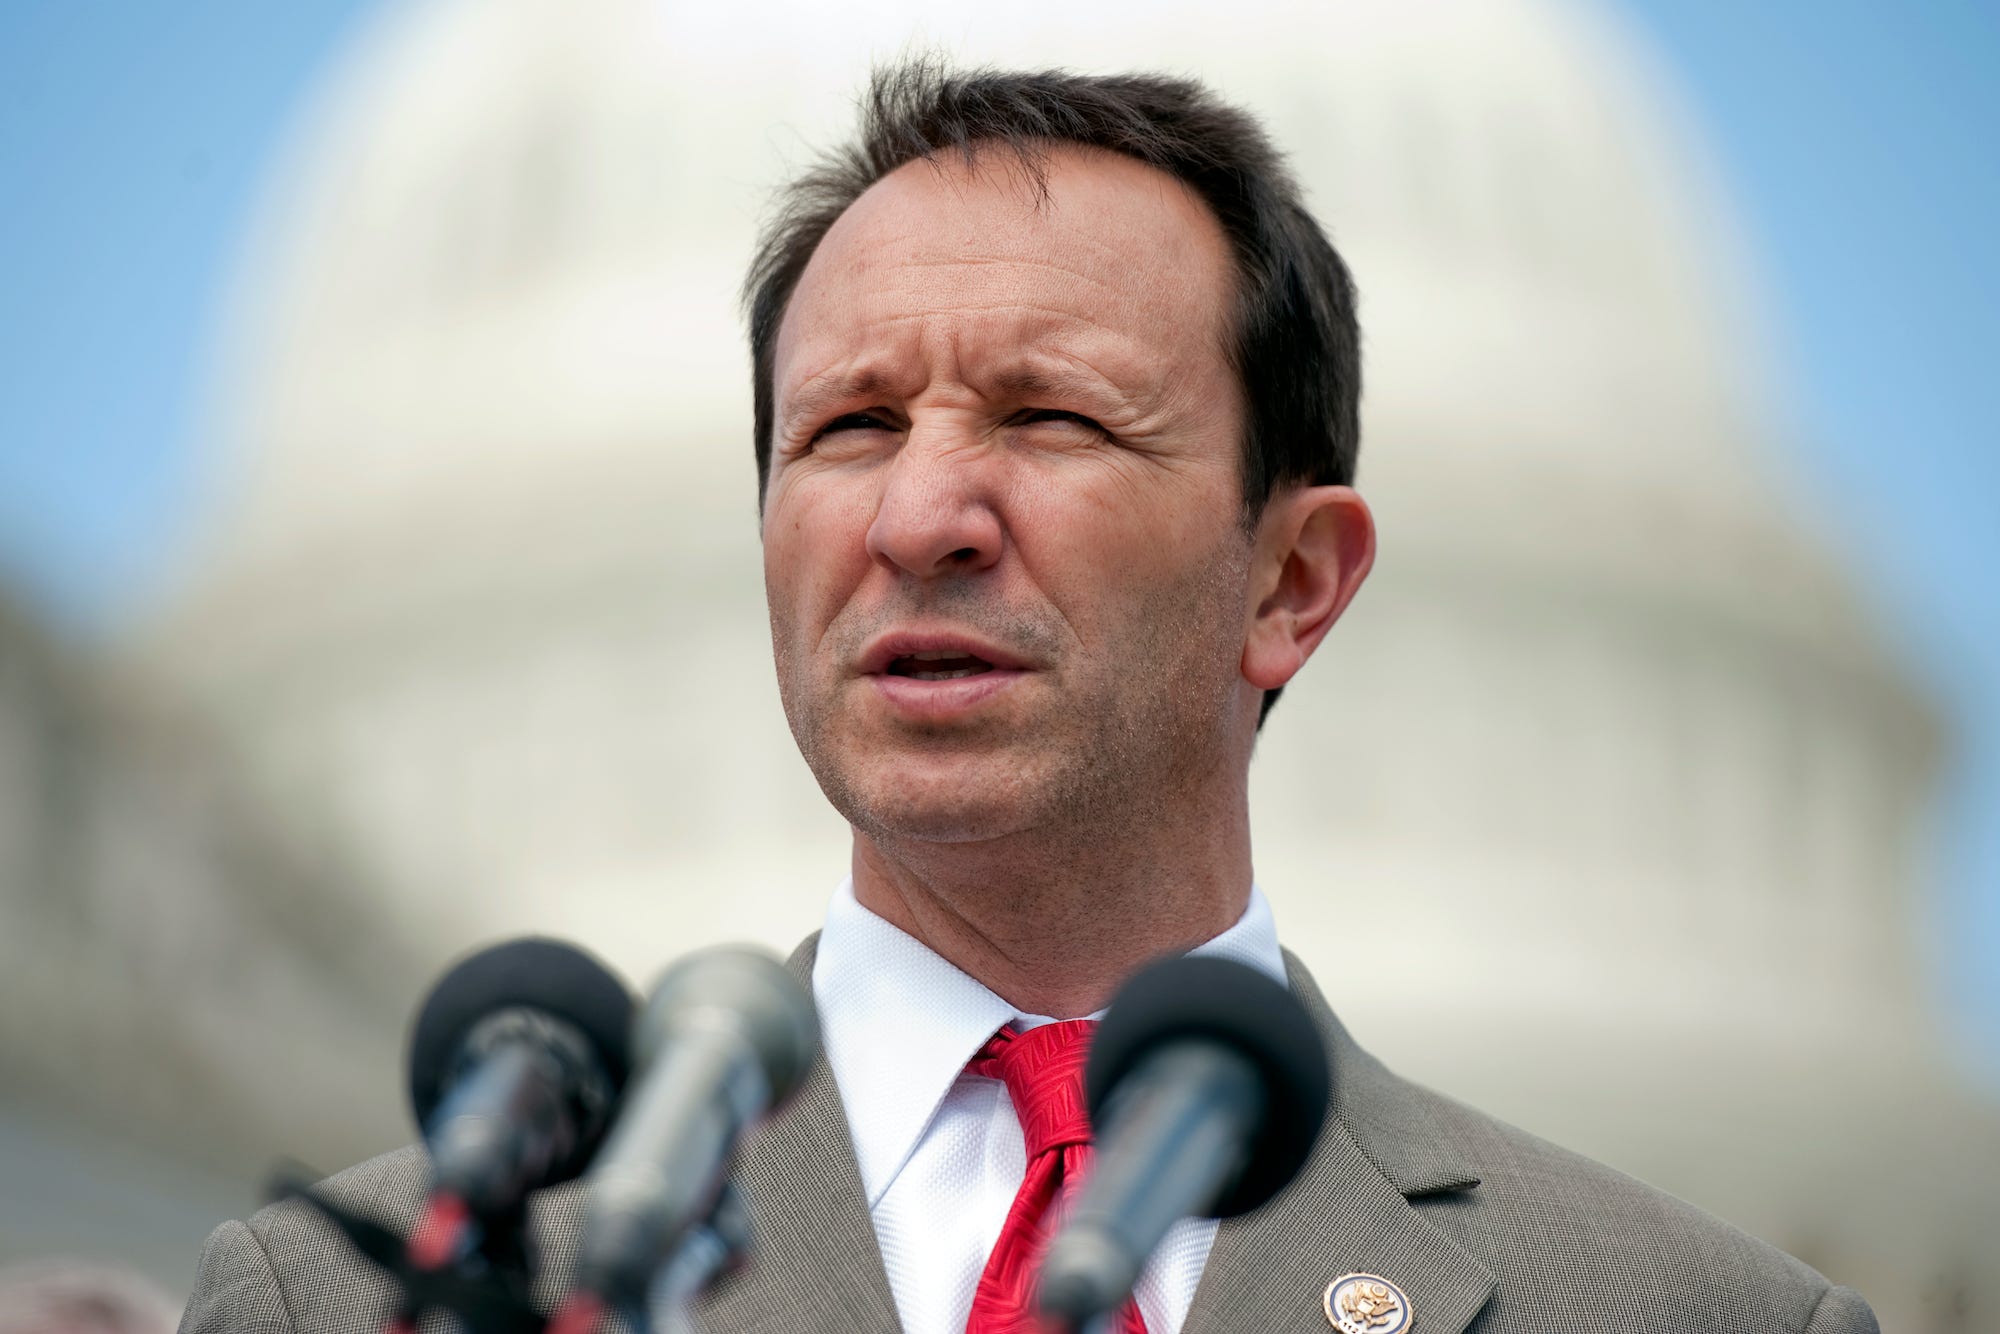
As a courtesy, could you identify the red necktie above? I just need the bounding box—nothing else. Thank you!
[964,1021,1149,1334]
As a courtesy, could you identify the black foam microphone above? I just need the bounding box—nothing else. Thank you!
[1037,956,1330,1329]
[407,937,636,1221]
[562,944,819,1323]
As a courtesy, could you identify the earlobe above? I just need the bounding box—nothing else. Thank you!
[1241,486,1375,691]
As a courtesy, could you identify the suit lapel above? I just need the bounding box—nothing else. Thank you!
[1182,955,1496,1334]
[691,935,902,1334]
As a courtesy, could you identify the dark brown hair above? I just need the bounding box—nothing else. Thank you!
[744,59,1362,721]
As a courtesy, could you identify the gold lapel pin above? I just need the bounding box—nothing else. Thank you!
[1324,1273,1411,1333]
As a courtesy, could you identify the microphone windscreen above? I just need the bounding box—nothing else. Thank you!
[1084,955,1329,1216]
[407,937,636,1131]
[638,945,819,1105]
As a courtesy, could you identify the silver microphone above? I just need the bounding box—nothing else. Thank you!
[568,945,819,1319]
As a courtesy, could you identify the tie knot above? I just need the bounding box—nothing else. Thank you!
[969,1020,1096,1159]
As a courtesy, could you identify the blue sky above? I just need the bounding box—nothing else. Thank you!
[2,1,1996,1070]
[0,2,369,621]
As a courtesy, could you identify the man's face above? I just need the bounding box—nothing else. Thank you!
[763,145,1257,845]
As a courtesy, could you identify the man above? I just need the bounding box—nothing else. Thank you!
[181,63,1876,1334]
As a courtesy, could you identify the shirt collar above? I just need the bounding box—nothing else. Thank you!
[811,876,1287,1207]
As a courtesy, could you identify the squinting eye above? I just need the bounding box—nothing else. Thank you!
[816,411,896,438]
[1012,409,1106,433]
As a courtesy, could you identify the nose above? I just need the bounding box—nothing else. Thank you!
[863,430,1003,579]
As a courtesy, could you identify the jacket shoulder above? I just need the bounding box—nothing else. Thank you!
[1407,1089,1877,1333]
[181,1145,592,1333]
[181,1147,430,1334]
[178,1218,295,1334]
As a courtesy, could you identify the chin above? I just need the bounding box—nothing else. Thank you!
[821,756,1053,846]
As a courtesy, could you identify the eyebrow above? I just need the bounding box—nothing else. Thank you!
[779,371,900,436]
[989,362,1135,415]
[777,360,1132,435]
[990,365,1084,400]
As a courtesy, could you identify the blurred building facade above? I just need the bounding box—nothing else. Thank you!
[3,0,1990,1327]
[0,592,414,1281]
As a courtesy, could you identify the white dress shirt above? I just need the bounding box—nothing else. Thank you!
[811,878,1289,1334]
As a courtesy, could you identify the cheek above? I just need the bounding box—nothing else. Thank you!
[1024,454,1238,564]
[1017,483,1246,645]
[762,481,878,633]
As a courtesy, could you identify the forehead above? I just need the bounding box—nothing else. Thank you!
[773,144,1236,400]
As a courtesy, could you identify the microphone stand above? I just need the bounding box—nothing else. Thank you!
[646,1183,752,1334]
[548,1182,753,1334]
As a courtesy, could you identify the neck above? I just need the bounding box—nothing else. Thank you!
[849,788,1253,1018]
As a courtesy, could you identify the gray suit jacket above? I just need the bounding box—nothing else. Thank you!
[180,943,1876,1333]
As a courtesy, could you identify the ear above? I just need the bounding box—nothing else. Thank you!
[1241,486,1375,692]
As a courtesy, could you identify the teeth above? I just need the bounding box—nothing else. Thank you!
[910,668,980,680]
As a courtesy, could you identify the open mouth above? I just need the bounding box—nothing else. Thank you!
[885,650,995,681]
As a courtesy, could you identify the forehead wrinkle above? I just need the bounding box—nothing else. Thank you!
[889,251,1127,295]
[788,298,1154,391]
[867,299,1128,329]
[879,253,1165,336]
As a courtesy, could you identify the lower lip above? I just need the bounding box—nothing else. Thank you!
[869,668,1027,720]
